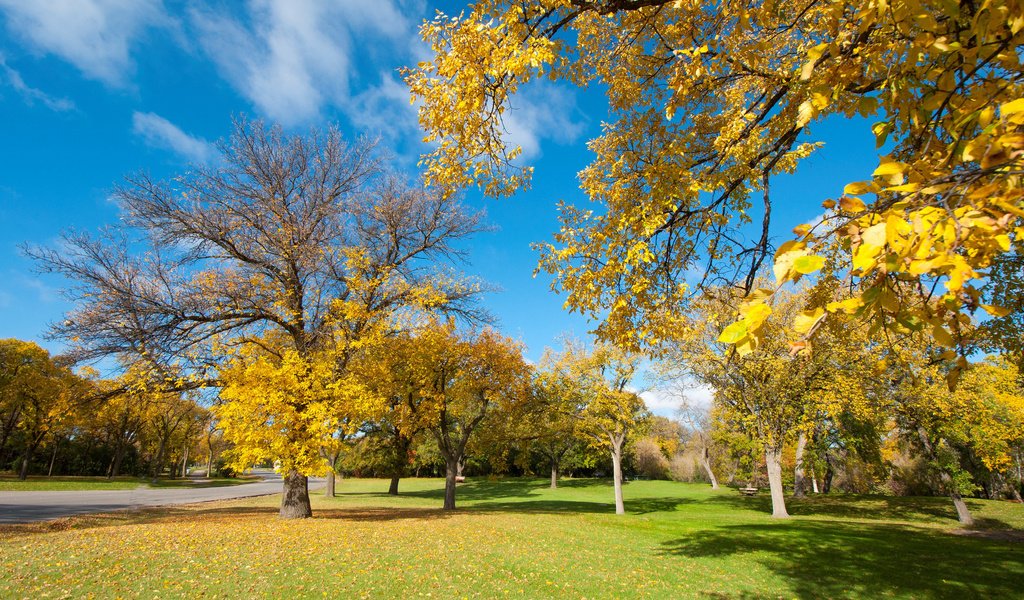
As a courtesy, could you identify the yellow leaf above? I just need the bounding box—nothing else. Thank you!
[861,222,887,247]
[793,307,825,335]
[839,196,866,212]
[1001,98,1024,116]
[718,321,748,344]
[843,181,876,196]
[981,304,1011,317]
[792,254,825,274]
[872,161,907,178]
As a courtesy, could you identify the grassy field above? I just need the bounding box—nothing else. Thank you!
[0,474,256,491]
[0,478,1021,598]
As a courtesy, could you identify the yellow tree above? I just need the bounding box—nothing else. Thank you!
[406,0,1024,366]
[0,340,87,480]
[550,340,648,515]
[885,354,1024,523]
[30,120,486,518]
[383,321,531,509]
[661,284,878,517]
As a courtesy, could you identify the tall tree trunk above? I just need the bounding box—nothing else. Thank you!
[765,445,790,518]
[611,435,625,515]
[793,432,808,498]
[280,470,312,519]
[181,443,190,478]
[18,446,33,480]
[823,455,834,493]
[206,451,214,479]
[810,466,820,494]
[388,476,400,495]
[47,437,60,477]
[443,458,459,510]
[700,446,719,490]
[550,455,559,490]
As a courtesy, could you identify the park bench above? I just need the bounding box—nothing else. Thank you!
[738,486,758,496]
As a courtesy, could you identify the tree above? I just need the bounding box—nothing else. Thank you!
[531,349,586,489]
[29,119,486,518]
[404,322,531,510]
[406,0,1024,370]
[550,341,648,515]
[675,401,720,489]
[0,340,87,479]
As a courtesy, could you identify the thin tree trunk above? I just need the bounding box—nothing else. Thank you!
[765,445,790,518]
[206,451,214,478]
[388,476,400,495]
[550,455,559,490]
[700,446,719,490]
[793,432,808,498]
[611,436,625,515]
[47,437,60,477]
[810,466,820,494]
[280,470,312,518]
[443,458,459,510]
[181,443,190,477]
[823,455,834,494]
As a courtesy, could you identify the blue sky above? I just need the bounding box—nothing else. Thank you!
[0,1,878,414]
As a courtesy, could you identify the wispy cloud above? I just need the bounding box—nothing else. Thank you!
[131,112,217,164]
[0,54,75,111]
[189,0,413,127]
[0,0,169,87]
[502,83,586,161]
[640,381,715,416]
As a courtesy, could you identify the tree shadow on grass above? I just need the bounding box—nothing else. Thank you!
[708,491,1001,526]
[660,520,1024,598]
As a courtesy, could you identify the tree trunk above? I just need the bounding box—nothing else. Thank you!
[700,446,719,490]
[810,466,820,494]
[443,458,458,510]
[765,445,790,518]
[388,476,400,495]
[18,446,33,480]
[456,456,465,478]
[325,470,336,497]
[181,443,190,477]
[550,456,559,490]
[279,470,312,519]
[793,432,808,498]
[206,451,214,478]
[823,456,834,494]
[611,436,625,515]
[47,438,60,477]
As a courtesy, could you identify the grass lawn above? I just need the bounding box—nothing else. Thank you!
[0,478,1021,598]
[0,474,257,491]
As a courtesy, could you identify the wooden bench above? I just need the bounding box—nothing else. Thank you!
[738,487,758,496]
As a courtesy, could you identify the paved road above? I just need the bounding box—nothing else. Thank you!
[0,471,322,524]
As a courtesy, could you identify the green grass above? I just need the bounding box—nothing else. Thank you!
[0,474,257,491]
[1,478,1021,598]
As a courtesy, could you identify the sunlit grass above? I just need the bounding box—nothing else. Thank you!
[1,478,1021,598]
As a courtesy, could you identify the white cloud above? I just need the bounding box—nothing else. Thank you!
[132,112,217,164]
[640,380,715,416]
[189,0,413,127]
[0,0,168,87]
[0,54,75,111]
[502,83,586,161]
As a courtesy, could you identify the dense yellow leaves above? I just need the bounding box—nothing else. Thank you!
[406,0,1024,366]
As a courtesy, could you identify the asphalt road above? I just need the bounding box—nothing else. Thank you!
[0,471,321,524]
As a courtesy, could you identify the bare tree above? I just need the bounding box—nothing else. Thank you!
[28,118,488,518]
